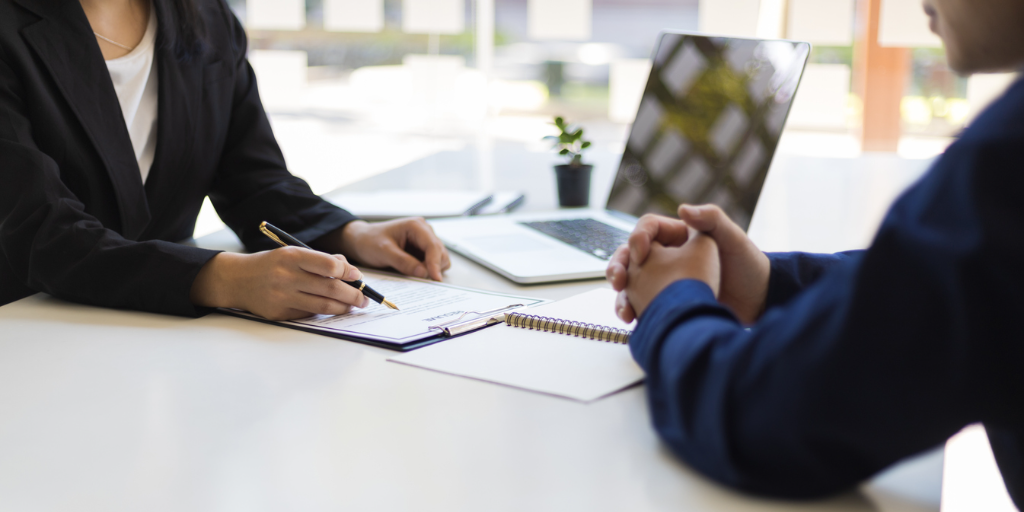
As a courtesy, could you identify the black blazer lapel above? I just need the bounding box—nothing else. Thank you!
[17,0,152,240]
[143,37,201,226]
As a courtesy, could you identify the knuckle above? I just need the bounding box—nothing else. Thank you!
[270,267,291,286]
[315,299,335,315]
[325,279,344,296]
[270,289,289,305]
[279,246,300,260]
[639,214,662,227]
[328,259,345,277]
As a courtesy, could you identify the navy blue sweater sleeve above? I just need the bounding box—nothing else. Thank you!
[764,251,861,309]
[630,81,1024,502]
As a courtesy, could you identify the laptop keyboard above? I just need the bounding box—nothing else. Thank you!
[520,219,630,260]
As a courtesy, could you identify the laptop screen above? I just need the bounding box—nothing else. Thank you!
[606,33,810,230]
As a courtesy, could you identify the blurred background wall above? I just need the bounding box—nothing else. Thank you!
[192,0,1019,238]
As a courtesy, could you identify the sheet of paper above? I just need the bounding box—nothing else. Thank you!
[228,272,544,346]
[288,272,544,345]
[326,190,492,220]
[469,191,525,215]
[390,288,645,402]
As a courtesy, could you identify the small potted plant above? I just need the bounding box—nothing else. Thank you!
[545,116,593,208]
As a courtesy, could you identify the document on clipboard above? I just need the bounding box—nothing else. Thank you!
[217,271,546,351]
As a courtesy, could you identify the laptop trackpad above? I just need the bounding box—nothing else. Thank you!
[465,234,554,253]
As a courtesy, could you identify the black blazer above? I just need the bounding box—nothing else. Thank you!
[0,0,357,315]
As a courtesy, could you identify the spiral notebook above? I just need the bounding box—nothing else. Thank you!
[390,289,645,402]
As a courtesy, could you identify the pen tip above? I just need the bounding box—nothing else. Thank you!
[383,299,399,310]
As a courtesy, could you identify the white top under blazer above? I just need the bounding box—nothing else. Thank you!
[104,8,159,183]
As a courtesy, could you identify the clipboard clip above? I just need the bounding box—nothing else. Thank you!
[428,304,525,337]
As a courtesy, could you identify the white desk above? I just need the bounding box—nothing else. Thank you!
[0,152,967,512]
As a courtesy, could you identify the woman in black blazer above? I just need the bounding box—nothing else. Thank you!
[0,0,450,319]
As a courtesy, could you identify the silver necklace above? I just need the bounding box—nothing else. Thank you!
[93,31,136,52]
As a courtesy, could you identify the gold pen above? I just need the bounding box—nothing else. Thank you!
[259,221,399,310]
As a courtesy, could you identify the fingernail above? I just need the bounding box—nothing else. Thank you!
[415,266,427,278]
[346,267,362,281]
[362,297,370,308]
[682,205,700,218]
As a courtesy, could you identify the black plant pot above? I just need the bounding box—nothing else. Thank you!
[554,164,593,208]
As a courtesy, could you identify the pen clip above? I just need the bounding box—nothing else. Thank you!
[260,221,288,248]
[428,304,525,337]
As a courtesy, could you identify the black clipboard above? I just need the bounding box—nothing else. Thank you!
[216,302,535,352]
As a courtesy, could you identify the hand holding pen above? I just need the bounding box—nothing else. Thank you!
[260,222,399,310]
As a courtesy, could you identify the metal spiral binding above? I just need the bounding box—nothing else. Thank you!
[504,312,631,344]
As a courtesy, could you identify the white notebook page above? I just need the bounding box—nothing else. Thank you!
[389,288,645,402]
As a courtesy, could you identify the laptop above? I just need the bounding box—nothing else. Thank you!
[430,32,811,284]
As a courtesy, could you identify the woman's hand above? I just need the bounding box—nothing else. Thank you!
[190,248,369,321]
[621,229,721,319]
[333,218,451,281]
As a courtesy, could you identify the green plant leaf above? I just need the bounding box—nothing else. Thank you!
[559,148,571,155]
[559,133,572,143]
[554,116,565,129]
[581,141,592,149]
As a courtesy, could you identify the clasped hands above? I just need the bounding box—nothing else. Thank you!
[191,217,450,320]
[606,204,772,325]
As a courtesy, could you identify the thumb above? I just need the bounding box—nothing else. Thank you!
[380,239,429,279]
[678,204,747,252]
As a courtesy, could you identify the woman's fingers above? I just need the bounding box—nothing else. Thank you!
[271,247,368,308]
[380,237,430,278]
[290,291,355,317]
[335,217,451,281]
[403,218,449,281]
[293,270,367,307]
[281,247,361,281]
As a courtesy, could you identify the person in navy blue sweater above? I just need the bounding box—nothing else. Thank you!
[606,0,1024,504]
